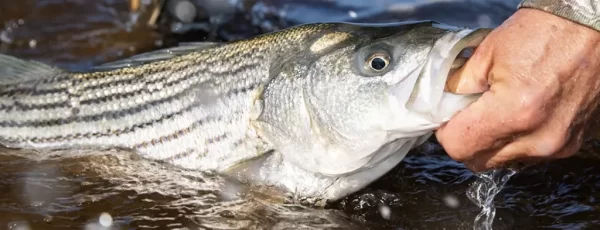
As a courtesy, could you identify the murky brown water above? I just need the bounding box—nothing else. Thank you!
[2,1,600,229]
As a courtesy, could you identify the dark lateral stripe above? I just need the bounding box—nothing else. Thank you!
[1,84,69,98]
[77,56,263,102]
[0,100,71,112]
[0,58,262,112]
[0,82,258,129]
[79,63,261,105]
[78,67,209,105]
[0,61,171,98]
[1,79,250,145]
[0,75,71,97]
[0,73,207,124]
[163,149,197,161]
[0,83,199,128]
[133,120,229,149]
[1,107,222,145]
[76,66,172,94]
[5,110,236,152]
[65,50,258,95]
[0,49,261,99]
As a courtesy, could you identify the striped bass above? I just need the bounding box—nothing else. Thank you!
[0,21,489,202]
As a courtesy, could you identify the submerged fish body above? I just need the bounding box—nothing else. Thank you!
[0,21,489,202]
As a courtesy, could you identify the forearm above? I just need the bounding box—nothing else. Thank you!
[519,0,600,31]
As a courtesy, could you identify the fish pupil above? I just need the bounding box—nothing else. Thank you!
[370,57,386,70]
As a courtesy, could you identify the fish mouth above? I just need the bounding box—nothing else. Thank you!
[404,27,492,123]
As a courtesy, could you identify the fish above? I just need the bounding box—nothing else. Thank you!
[0,21,490,203]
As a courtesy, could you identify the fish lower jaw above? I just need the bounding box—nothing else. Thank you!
[404,28,491,123]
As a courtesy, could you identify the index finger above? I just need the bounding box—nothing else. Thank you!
[435,88,520,162]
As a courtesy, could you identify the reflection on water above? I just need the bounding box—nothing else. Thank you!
[1,0,600,229]
[0,148,356,229]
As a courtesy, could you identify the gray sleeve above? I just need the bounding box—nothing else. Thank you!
[519,0,600,31]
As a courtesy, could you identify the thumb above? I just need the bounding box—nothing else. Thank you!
[445,47,491,94]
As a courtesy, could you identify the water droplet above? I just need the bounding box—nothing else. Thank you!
[43,215,53,223]
[378,204,391,220]
[348,10,358,18]
[98,212,113,227]
[477,15,492,28]
[28,39,36,48]
[30,201,44,207]
[0,30,13,43]
[443,194,460,208]
[7,221,30,230]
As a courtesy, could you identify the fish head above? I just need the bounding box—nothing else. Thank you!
[255,22,490,197]
[302,22,490,138]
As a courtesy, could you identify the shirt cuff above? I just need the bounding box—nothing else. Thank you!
[519,0,600,31]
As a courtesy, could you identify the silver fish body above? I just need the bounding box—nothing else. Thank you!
[0,21,489,202]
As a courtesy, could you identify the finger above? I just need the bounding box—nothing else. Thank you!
[445,41,493,94]
[552,126,584,159]
[466,136,582,172]
[437,43,506,162]
[464,138,532,172]
[436,90,517,163]
[466,125,581,172]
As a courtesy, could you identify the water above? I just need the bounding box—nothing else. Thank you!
[2,0,600,229]
[468,169,518,230]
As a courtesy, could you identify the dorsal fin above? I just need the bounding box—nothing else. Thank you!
[0,53,65,84]
[91,42,222,71]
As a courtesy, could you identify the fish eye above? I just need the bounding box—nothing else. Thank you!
[366,52,391,72]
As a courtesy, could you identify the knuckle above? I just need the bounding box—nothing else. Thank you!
[556,131,584,159]
[511,91,547,131]
[520,144,543,157]
[436,126,476,162]
[531,132,569,158]
[441,141,470,162]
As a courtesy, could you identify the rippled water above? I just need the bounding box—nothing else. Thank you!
[2,1,600,229]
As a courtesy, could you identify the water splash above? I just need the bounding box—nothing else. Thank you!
[467,168,517,230]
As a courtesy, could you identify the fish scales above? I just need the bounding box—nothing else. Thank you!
[0,23,331,170]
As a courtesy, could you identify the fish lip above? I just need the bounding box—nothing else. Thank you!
[403,27,492,123]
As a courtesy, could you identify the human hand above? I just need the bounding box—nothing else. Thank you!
[435,8,600,172]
